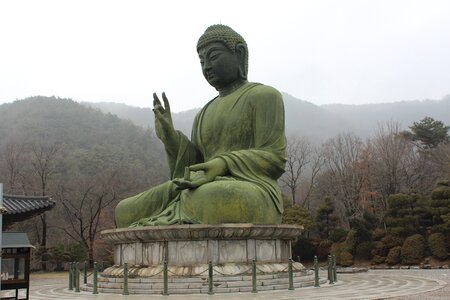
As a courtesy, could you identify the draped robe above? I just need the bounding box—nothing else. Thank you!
[115,82,286,227]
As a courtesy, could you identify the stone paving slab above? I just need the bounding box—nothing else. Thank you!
[0,270,447,299]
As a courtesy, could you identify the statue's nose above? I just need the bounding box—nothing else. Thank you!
[203,59,212,70]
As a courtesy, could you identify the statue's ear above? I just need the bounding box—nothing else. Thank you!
[236,43,247,79]
[236,43,246,65]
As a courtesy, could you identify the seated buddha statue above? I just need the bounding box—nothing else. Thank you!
[115,24,286,227]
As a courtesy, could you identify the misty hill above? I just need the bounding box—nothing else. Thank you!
[322,95,450,137]
[84,94,450,141]
[0,96,168,184]
[83,102,198,137]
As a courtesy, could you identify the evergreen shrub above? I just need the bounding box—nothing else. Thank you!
[427,233,448,260]
[401,234,425,265]
[355,241,375,260]
[338,252,353,267]
[381,234,404,249]
[329,228,348,242]
[316,239,332,260]
[371,241,388,257]
[371,255,385,265]
[344,229,357,254]
[371,228,386,241]
[331,242,354,266]
[293,237,316,261]
[386,246,402,265]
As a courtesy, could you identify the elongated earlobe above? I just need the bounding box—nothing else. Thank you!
[236,43,247,80]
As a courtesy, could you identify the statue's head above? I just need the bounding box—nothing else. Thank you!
[197,25,248,90]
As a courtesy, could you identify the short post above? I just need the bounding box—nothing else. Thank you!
[327,255,334,284]
[72,262,77,290]
[251,259,257,293]
[75,262,80,292]
[162,260,169,296]
[83,261,88,284]
[123,263,129,295]
[332,255,337,282]
[93,262,98,294]
[69,262,73,290]
[288,258,294,290]
[208,261,214,295]
[314,256,320,287]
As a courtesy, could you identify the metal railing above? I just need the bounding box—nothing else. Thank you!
[67,255,337,295]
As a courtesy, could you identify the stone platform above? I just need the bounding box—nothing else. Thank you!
[96,224,312,293]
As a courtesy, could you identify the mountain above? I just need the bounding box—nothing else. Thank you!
[322,95,450,138]
[0,96,168,185]
[83,102,199,137]
[84,94,450,142]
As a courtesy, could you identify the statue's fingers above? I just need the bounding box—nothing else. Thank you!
[189,178,208,188]
[189,163,207,172]
[172,179,182,186]
[162,92,171,113]
[153,93,162,107]
[153,105,163,117]
[173,180,193,191]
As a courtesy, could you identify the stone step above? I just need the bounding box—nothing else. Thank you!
[94,274,316,288]
[98,269,313,283]
[82,278,328,295]
[81,275,327,294]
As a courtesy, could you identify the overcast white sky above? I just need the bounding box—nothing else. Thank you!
[1,0,449,112]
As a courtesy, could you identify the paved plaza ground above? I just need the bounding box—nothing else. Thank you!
[1,269,448,299]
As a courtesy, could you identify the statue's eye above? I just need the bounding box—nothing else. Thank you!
[209,51,221,60]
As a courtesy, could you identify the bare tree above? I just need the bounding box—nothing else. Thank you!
[0,141,25,194]
[57,168,126,267]
[29,142,62,271]
[321,132,366,220]
[369,121,440,214]
[372,122,409,195]
[280,136,312,205]
[301,149,325,210]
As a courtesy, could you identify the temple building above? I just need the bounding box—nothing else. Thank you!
[1,194,55,228]
[1,192,55,299]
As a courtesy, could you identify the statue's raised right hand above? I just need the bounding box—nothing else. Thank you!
[153,92,176,145]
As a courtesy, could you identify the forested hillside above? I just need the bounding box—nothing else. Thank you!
[0,96,167,268]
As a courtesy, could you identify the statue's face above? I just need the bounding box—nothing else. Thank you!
[198,42,241,90]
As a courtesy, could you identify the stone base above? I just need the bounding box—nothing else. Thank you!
[97,224,316,293]
[103,261,305,277]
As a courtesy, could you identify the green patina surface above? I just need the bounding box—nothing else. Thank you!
[115,25,286,227]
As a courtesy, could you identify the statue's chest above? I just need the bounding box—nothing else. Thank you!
[200,96,253,152]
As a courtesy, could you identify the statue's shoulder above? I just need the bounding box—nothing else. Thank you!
[246,82,283,103]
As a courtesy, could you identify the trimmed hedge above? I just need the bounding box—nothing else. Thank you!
[401,234,425,265]
[316,239,332,260]
[293,237,316,261]
[386,246,402,265]
[355,241,375,260]
[428,233,448,260]
[331,242,354,266]
[371,228,386,241]
[382,234,404,249]
[371,241,388,257]
[371,255,385,265]
[338,252,354,267]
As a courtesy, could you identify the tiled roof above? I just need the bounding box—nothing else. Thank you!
[2,194,55,226]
